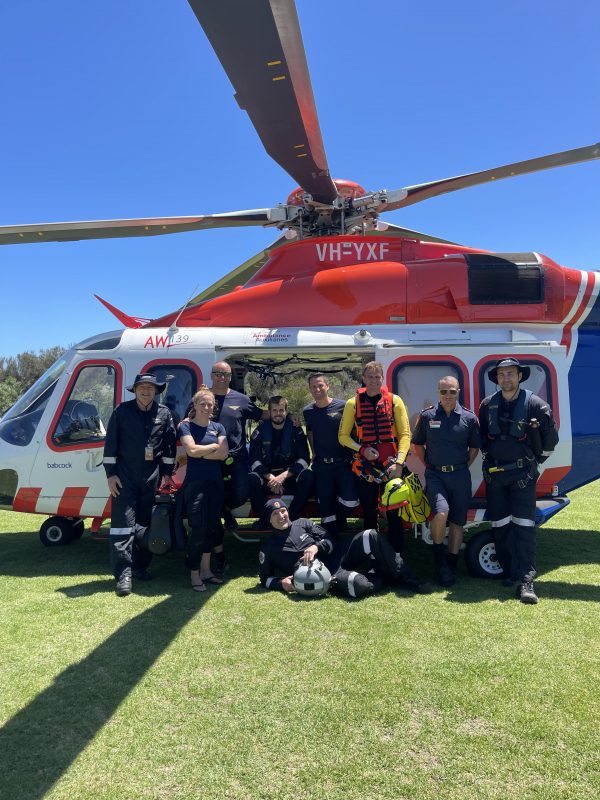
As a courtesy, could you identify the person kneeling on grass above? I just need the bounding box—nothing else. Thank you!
[258,499,429,597]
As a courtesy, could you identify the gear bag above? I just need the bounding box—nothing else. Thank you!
[398,472,430,523]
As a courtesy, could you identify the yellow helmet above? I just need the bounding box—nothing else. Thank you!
[380,478,410,511]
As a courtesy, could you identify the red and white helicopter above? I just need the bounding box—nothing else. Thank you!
[0,0,598,576]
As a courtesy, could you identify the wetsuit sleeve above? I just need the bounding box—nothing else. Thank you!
[159,409,177,478]
[291,427,311,475]
[478,399,490,453]
[103,406,121,478]
[531,397,559,461]
[338,398,360,452]
[307,520,335,557]
[249,428,266,476]
[392,396,411,462]
[258,547,283,591]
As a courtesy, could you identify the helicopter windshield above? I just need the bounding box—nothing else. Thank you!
[0,355,68,447]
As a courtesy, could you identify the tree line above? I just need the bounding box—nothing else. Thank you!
[0,347,66,416]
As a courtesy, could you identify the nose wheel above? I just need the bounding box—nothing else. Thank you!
[39,516,84,547]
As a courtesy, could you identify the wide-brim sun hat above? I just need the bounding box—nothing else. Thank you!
[487,358,531,385]
[126,373,167,393]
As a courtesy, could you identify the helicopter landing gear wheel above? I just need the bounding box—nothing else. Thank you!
[39,516,74,547]
[464,529,504,579]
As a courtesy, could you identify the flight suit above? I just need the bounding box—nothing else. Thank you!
[103,399,176,580]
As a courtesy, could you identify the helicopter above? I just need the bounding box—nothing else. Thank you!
[0,0,599,578]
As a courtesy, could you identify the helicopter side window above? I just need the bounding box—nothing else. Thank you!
[391,361,465,429]
[391,360,466,482]
[51,365,117,447]
[145,365,197,427]
[478,360,553,409]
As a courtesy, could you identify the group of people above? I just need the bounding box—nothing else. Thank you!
[103,357,558,605]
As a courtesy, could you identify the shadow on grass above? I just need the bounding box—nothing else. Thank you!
[0,591,214,800]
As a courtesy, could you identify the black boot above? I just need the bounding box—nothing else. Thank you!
[115,574,132,596]
[516,580,538,604]
[433,543,455,587]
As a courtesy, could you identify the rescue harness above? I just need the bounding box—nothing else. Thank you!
[352,386,398,482]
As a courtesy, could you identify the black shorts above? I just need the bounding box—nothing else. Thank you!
[424,468,472,526]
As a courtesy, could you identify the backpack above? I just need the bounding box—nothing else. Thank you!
[398,472,430,523]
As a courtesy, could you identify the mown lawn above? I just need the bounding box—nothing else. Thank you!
[0,482,599,800]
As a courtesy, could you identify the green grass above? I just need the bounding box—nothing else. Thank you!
[1,483,599,800]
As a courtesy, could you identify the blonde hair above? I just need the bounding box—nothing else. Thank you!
[189,386,216,419]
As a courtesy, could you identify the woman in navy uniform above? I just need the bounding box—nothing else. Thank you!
[178,387,229,591]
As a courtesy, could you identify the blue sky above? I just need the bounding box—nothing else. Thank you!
[1,0,599,357]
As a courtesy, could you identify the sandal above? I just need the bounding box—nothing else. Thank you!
[190,571,207,592]
[200,574,224,585]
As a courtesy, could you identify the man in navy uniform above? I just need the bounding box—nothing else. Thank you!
[412,375,480,586]
[209,361,267,569]
[104,374,176,596]
[479,358,558,604]
[248,395,313,528]
[303,373,359,537]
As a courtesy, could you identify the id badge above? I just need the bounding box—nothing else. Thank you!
[144,446,154,461]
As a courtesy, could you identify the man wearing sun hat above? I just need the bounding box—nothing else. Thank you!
[103,373,177,596]
[479,358,558,604]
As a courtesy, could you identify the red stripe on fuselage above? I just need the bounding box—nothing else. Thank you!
[561,272,597,353]
[13,487,42,513]
[57,487,89,517]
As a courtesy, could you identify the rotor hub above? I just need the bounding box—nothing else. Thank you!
[287,179,366,207]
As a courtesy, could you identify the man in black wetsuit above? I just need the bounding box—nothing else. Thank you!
[103,374,176,596]
[248,395,313,528]
[479,358,558,604]
[258,499,429,597]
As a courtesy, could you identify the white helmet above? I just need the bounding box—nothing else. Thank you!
[293,558,332,597]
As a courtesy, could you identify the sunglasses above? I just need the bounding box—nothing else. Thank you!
[439,388,459,396]
[211,370,231,378]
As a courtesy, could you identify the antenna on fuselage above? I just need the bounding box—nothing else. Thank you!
[168,285,200,335]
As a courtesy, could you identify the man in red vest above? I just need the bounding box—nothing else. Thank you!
[339,361,411,551]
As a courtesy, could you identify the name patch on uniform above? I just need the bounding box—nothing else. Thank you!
[428,420,441,429]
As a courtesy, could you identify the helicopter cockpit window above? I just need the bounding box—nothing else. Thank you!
[0,355,68,447]
[146,365,197,427]
[51,365,117,447]
[479,360,553,408]
[466,253,544,305]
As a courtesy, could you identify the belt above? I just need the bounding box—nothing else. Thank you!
[486,458,527,474]
[430,463,466,473]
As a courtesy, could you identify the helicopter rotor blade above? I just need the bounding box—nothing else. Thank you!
[189,235,287,305]
[383,142,600,212]
[0,208,289,246]
[187,0,338,205]
[372,222,461,246]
